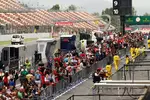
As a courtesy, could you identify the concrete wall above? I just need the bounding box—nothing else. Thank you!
[138,88,150,100]
[0,33,51,41]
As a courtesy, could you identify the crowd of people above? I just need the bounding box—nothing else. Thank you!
[0,32,145,99]
[92,32,146,83]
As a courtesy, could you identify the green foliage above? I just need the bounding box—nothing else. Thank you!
[92,12,100,17]
[68,5,77,11]
[132,7,137,16]
[48,4,60,11]
[143,13,150,16]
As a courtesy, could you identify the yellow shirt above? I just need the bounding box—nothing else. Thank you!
[25,62,31,69]
[148,40,150,44]
[130,47,136,57]
[113,55,120,61]
[125,57,129,64]
[113,55,120,65]
[135,48,138,56]
[135,48,140,56]
[142,47,145,52]
[130,48,133,53]
[106,65,112,76]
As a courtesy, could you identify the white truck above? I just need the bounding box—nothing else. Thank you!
[11,34,24,45]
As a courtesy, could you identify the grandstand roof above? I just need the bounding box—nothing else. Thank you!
[0,10,104,29]
[0,0,105,30]
[0,0,27,12]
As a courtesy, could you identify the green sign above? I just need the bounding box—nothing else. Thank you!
[125,16,150,25]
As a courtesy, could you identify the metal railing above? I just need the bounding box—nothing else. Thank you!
[66,94,145,100]
[111,52,147,80]
[40,48,128,99]
[40,41,144,99]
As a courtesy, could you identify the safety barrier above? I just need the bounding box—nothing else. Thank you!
[66,94,145,100]
[40,48,128,99]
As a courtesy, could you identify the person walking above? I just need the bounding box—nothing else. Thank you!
[113,53,120,71]
[105,62,112,80]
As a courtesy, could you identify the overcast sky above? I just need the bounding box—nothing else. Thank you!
[18,0,149,15]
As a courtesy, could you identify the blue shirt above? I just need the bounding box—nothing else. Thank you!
[9,81,15,86]
[64,58,68,62]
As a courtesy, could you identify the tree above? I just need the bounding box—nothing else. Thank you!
[49,4,60,11]
[65,5,77,11]
[92,12,100,17]
[68,5,77,11]
[132,7,137,16]
[143,13,150,16]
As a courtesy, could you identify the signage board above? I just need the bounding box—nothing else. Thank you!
[55,22,73,26]
[113,0,120,15]
[125,16,150,25]
[113,0,132,15]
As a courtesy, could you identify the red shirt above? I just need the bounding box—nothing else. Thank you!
[80,53,86,58]
[41,75,45,84]
[54,57,61,63]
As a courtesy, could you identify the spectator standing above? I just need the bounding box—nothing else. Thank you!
[35,70,41,87]
[25,59,31,71]
[92,69,101,83]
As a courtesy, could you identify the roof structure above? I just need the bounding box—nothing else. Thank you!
[0,0,110,30]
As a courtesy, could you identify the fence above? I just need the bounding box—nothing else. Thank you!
[111,50,147,80]
[40,48,128,99]
[66,94,145,100]
[39,41,144,100]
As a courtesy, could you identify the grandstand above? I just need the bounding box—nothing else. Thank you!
[0,0,111,35]
[0,0,27,12]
